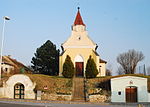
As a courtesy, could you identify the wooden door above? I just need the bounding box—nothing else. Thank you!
[75,62,83,77]
[14,83,25,99]
[126,87,137,102]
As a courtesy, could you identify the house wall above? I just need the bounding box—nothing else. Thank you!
[1,74,36,99]
[0,87,4,98]
[149,94,150,101]
[1,63,14,74]
[111,76,149,102]
[98,63,106,76]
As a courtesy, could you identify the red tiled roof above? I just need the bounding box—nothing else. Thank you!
[74,8,85,26]
[2,56,31,72]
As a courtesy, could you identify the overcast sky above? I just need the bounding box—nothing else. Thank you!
[0,0,150,74]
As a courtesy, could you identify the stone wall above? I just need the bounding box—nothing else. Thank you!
[89,95,109,103]
[41,93,72,101]
[0,87,5,98]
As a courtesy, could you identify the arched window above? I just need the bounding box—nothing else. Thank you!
[14,83,25,99]
[74,55,84,62]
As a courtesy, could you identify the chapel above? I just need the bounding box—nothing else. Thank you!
[59,8,106,77]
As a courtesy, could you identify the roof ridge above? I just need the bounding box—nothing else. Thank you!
[3,56,17,67]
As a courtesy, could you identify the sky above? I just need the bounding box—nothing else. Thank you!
[0,0,150,75]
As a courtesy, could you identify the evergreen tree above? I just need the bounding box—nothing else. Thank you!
[85,56,98,78]
[31,40,59,76]
[62,55,75,78]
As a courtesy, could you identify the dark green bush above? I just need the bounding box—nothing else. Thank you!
[85,56,98,78]
[62,55,75,78]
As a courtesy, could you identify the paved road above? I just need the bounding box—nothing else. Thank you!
[0,102,109,107]
[0,103,42,107]
[0,101,150,107]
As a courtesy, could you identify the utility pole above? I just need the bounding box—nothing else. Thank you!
[0,16,10,80]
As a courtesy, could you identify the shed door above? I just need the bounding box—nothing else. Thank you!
[126,87,137,102]
[14,83,25,99]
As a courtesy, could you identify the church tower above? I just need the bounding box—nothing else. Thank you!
[59,8,106,77]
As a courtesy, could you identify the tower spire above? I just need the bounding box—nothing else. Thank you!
[74,7,85,26]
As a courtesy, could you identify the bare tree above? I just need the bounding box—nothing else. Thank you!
[106,64,112,76]
[117,66,125,75]
[106,69,112,76]
[117,49,144,74]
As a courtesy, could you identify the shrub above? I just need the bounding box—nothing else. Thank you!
[85,56,98,78]
[62,55,75,78]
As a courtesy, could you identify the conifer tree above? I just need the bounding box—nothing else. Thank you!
[62,55,74,78]
[85,56,98,78]
[31,40,59,76]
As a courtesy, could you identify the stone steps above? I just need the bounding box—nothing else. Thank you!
[72,77,85,101]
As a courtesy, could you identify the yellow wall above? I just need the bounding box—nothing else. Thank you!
[59,48,101,77]
[98,63,106,76]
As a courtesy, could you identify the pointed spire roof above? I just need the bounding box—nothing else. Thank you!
[74,7,85,26]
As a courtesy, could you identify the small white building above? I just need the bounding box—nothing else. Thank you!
[111,76,150,103]
[0,74,36,99]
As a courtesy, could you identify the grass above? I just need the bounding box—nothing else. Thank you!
[0,74,73,94]
[26,74,72,94]
[1,73,150,94]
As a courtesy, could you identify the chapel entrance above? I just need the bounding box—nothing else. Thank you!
[75,62,84,77]
[75,55,84,77]
[126,87,137,103]
[14,83,25,99]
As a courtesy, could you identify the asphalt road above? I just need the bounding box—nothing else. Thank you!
[0,103,42,107]
[0,102,108,107]
[0,102,150,107]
